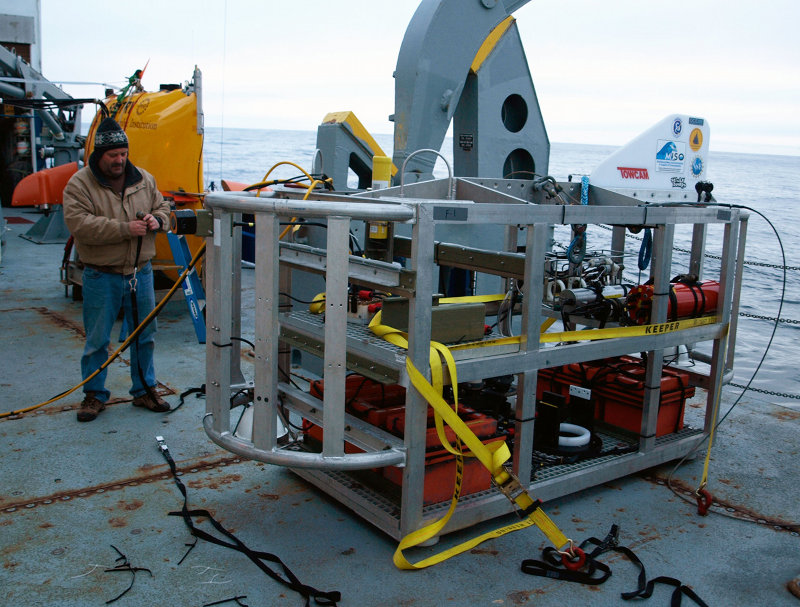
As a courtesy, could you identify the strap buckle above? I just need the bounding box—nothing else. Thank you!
[494,466,543,519]
[495,466,526,503]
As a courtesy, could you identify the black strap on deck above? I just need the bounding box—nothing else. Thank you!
[156,438,341,607]
[521,524,709,606]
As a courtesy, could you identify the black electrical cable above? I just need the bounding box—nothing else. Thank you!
[242,173,331,192]
[130,228,162,409]
[711,206,785,427]
[230,336,255,349]
[637,228,652,270]
[648,201,790,523]
[157,439,341,606]
[279,292,323,305]
[236,215,364,258]
[3,242,207,419]
[167,385,205,415]
[281,221,328,229]
[657,201,785,426]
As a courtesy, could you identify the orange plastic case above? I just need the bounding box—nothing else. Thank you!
[537,356,694,437]
[306,374,503,504]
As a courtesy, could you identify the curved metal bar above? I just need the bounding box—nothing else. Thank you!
[392,0,514,176]
[400,148,454,199]
[203,415,407,470]
[204,191,415,221]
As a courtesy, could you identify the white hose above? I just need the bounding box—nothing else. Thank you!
[558,423,591,448]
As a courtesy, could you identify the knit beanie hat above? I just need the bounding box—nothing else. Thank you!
[94,117,128,153]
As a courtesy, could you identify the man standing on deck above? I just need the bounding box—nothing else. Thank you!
[63,117,171,421]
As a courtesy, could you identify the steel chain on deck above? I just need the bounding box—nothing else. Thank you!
[738,312,800,325]
[592,224,800,271]
[727,383,800,399]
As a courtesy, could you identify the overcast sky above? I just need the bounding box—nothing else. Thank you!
[37,0,799,156]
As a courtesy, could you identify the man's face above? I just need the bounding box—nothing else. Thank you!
[98,148,128,179]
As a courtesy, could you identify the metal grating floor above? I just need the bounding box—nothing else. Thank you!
[531,426,703,482]
[287,425,705,522]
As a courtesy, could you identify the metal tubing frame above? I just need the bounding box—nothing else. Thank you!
[203,204,407,470]
[321,217,350,457]
[203,185,744,538]
[253,212,280,452]
[703,218,739,432]
[204,190,415,221]
[400,203,436,535]
[726,213,748,371]
[640,223,674,453]
[514,223,548,480]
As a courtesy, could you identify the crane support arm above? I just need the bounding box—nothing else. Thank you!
[391,0,531,183]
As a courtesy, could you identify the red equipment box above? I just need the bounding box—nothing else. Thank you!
[537,356,694,437]
[306,374,503,504]
[310,375,498,449]
[382,438,506,505]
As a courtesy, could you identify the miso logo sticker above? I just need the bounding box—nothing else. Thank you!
[656,140,686,173]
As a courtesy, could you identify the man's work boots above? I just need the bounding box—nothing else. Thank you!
[132,392,170,412]
[77,393,106,422]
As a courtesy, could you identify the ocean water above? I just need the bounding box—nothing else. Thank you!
[202,127,800,402]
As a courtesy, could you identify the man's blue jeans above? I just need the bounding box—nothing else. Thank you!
[81,262,157,402]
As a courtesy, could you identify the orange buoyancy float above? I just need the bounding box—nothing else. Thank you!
[626,278,720,325]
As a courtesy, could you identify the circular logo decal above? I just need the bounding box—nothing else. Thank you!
[673,118,683,136]
[691,156,704,177]
[689,128,703,151]
[135,98,150,115]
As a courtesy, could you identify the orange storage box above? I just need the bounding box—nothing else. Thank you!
[310,375,498,449]
[537,356,693,437]
[382,438,506,506]
[306,374,505,504]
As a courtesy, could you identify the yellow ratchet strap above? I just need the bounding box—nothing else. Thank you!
[367,307,569,570]
[368,311,465,456]
[367,297,723,569]
[697,331,730,494]
[396,358,569,569]
[539,315,717,343]
[446,315,718,353]
[438,294,507,304]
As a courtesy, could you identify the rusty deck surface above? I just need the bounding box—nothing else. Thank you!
[1,215,798,606]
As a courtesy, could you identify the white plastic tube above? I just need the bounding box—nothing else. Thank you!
[558,423,591,448]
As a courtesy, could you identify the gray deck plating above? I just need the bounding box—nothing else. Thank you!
[1,218,798,606]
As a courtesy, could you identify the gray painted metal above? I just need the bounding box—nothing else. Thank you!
[312,0,547,190]
[452,18,549,180]
[313,120,377,190]
[0,43,84,167]
[392,0,544,183]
